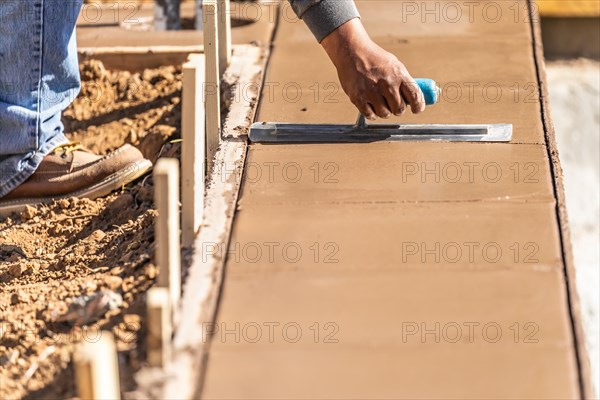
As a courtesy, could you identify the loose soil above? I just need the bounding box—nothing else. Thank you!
[0,60,183,399]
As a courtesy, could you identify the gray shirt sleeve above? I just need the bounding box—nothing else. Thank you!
[288,0,360,42]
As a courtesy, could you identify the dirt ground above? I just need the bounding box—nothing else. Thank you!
[0,60,183,399]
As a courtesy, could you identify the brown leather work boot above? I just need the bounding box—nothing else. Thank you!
[0,143,152,216]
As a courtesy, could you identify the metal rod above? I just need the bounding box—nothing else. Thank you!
[249,122,512,143]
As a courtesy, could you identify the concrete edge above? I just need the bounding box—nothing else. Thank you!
[149,44,266,400]
[528,1,595,398]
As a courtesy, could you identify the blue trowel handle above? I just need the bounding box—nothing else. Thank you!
[415,78,440,105]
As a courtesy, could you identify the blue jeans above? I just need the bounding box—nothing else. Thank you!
[0,0,82,198]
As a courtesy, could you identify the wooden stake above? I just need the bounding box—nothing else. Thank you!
[146,287,172,368]
[202,0,221,173]
[75,331,121,400]
[217,0,232,76]
[154,158,181,313]
[182,54,206,247]
[162,45,266,400]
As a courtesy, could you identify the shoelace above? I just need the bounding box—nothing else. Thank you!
[52,142,85,158]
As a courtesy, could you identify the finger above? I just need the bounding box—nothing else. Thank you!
[363,103,377,120]
[401,78,426,114]
[378,80,406,116]
[353,98,376,120]
[367,92,393,119]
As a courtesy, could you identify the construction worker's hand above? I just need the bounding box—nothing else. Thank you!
[321,18,426,120]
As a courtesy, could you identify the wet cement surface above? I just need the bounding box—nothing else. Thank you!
[201,1,582,398]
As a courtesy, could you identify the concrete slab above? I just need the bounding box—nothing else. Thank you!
[200,0,586,397]
[240,142,555,204]
[204,344,577,399]
[203,268,579,399]
[277,0,534,43]
[359,0,534,40]
[259,36,545,143]
[223,201,563,273]
[268,36,539,85]
[256,86,544,144]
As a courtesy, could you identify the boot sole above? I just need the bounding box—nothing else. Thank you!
[0,159,153,218]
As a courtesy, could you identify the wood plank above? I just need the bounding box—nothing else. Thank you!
[133,44,266,399]
[154,158,182,319]
[147,287,173,368]
[217,0,232,76]
[165,44,265,400]
[78,46,204,72]
[182,54,206,247]
[537,0,600,16]
[78,45,204,54]
[203,0,221,173]
[74,332,121,400]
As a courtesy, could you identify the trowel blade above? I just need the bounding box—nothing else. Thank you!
[249,122,513,143]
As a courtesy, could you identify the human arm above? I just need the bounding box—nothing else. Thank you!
[289,0,426,119]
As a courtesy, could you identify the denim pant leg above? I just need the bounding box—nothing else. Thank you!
[0,0,83,198]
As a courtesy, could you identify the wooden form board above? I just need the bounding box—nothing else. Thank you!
[154,158,182,321]
[74,332,121,400]
[182,54,206,248]
[78,46,204,72]
[202,0,221,173]
[133,44,266,399]
[537,0,600,16]
[217,0,232,76]
[147,287,173,368]
[166,45,264,399]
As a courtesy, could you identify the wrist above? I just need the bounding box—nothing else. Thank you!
[321,18,371,68]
